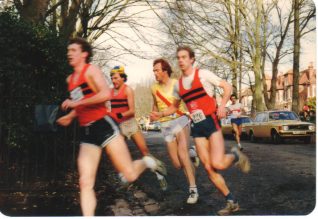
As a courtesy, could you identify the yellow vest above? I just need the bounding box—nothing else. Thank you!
[151,79,188,122]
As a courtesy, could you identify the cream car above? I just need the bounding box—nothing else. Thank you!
[221,116,252,138]
[245,110,315,144]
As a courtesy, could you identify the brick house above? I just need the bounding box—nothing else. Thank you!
[240,62,316,113]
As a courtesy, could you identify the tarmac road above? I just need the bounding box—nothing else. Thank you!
[121,131,316,216]
[0,131,316,217]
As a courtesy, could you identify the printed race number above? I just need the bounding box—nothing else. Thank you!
[70,87,84,102]
[191,110,206,123]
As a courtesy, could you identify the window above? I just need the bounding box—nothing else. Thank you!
[261,113,268,122]
[255,113,264,122]
[269,111,299,121]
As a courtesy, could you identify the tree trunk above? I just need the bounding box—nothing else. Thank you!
[254,0,266,112]
[231,0,240,95]
[292,0,300,113]
[14,0,50,24]
[261,11,269,109]
[59,0,81,40]
[231,63,238,95]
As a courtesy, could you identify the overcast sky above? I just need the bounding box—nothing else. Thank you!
[94,0,316,88]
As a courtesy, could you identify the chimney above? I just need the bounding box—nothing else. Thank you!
[308,62,315,83]
[308,62,313,70]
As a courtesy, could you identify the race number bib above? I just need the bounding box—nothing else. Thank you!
[70,87,84,102]
[190,109,206,123]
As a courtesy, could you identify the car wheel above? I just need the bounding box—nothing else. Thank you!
[271,130,281,144]
[250,131,257,142]
[303,136,311,144]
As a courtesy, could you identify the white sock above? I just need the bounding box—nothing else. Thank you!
[189,186,198,193]
[155,171,164,180]
[189,147,197,158]
[142,156,157,170]
[118,173,128,184]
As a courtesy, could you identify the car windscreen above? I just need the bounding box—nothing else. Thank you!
[269,111,299,121]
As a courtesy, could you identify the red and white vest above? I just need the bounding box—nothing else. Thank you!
[179,68,217,115]
[68,64,108,126]
[110,84,134,123]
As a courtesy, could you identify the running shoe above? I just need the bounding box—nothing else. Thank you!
[231,147,250,173]
[118,173,130,188]
[189,145,200,168]
[156,172,168,191]
[237,143,243,151]
[217,200,239,215]
[186,190,199,204]
[146,155,167,176]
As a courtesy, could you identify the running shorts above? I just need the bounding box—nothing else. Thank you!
[119,117,140,139]
[190,113,221,138]
[231,117,243,126]
[161,115,190,142]
[79,115,120,148]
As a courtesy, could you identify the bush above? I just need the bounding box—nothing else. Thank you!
[0,10,71,149]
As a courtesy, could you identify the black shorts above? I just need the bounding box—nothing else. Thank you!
[190,113,221,138]
[231,118,242,126]
[79,116,120,148]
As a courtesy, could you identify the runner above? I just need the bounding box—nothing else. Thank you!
[150,58,199,204]
[228,94,244,150]
[57,37,166,216]
[151,46,250,215]
[109,65,168,190]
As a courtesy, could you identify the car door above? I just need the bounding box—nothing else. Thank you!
[252,113,263,137]
[259,112,270,137]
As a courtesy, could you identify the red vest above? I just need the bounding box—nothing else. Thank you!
[110,84,134,123]
[179,69,217,115]
[68,64,108,126]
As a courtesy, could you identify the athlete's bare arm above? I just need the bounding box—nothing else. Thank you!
[217,80,232,119]
[151,92,159,112]
[149,92,159,122]
[121,86,135,117]
[57,110,77,126]
[150,99,179,121]
[62,65,111,110]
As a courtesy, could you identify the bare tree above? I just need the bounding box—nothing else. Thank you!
[236,0,267,111]
[146,0,249,87]
[292,0,315,113]
[13,0,50,24]
[263,0,293,110]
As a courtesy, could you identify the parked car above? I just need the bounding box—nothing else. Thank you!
[245,110,315,144]
[221,116,252,139]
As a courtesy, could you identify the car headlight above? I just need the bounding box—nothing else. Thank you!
[282,126,289,131]
[309,125,315,131]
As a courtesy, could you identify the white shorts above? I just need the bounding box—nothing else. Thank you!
[119,117,139,139]
[160,115,190,142]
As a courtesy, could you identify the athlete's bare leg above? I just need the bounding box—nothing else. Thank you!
[131,130,150,156]
[231,123,240,144]
[106,135,147,182]
[175,126,196,187]
[166,140,182,169]
[77,144,102,216]
[208,130,235,170]
[194,138,230,196]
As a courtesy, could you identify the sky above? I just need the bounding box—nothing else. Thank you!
[94,0,316,89]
